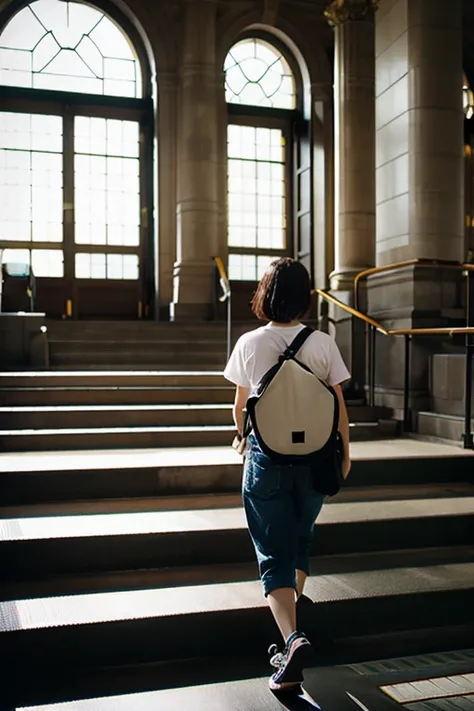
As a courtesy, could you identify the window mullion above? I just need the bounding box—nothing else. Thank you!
[62,112,75,286]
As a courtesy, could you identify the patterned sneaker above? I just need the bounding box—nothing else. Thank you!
[268,642,283,669]
[268,632,315,691]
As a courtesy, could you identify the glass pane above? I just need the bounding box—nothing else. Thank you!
[0,112,63,248]
[241,255,256,281]
[75,253,90,278]
[32,249,64,277]
[91,253,106,279]
[228,254,242,281]
[257,255,274,279]
[224,38,295,110]
[226,124,286,271]
[0,0,142,97]
[122,255,139,280]
[74,117,140,250]
[1,249,30,272]
[75,252,138,280]
[0,248,63,277]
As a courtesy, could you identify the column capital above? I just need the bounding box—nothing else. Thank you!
[324,0,379,26]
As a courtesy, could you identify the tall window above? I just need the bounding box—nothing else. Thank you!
[224,37,296,281]
[0,0,152,317]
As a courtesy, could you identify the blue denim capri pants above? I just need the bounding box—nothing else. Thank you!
[243,434,325,597]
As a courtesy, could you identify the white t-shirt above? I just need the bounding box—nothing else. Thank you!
[224,323,350,392]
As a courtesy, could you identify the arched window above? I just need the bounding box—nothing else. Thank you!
[224,37,307,282]
[225,38,295,110]
[0,0,153,319]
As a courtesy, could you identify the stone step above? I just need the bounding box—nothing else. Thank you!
[0,667,374,711]
[0,421,399,451]
[0,404,234,429]
[2,562,473,696]
[1,492,473,582]
[3,541,473,601]
[0,403,387,429]
[51,363,224,371]
[45,321,229,335]
[49,350,226,367]
[3,482,472,518]
[0,424,235,451]
[0,371,227,388]
[8,638,474,710]
[0,385,235,406]
[1,441,472,506]
[49,337,227,348]
[11,649,474,711]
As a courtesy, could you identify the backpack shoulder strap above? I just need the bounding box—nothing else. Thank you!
[282,326,314,360]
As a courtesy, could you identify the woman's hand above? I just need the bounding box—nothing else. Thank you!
[342,457,352,479]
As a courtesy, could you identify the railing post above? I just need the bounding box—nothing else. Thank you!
[403,334,412,432]
[226,291,232,363]
[463,269,474,448]
[368,323,376,407]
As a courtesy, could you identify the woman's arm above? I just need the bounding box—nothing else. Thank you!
[334,384,351,478]
[233,385,250,436]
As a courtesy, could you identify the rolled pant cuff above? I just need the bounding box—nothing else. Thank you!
[263,579,297,598]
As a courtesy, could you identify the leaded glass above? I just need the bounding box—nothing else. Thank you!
[224,39,295,110]
[0,0,142,97]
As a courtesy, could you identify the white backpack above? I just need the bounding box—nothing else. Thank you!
[244,327,343,494]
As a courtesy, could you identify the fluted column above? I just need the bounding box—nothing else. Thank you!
[326,0,377,291]
[171,0,220,321]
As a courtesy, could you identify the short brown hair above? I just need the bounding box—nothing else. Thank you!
[251,258,311,323]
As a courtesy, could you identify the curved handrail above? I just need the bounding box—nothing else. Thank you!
[213,256,231,303]
[315,288,474,338]
[354,259,474,310]
[314,289,389,334]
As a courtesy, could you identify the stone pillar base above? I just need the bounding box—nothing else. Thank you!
[366,265,465,410]
[327,275,369,398]
[170,260,215,322]
[170,302,214,321]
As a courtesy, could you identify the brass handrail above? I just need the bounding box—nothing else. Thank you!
[315,288,474,338]
[354,259,474,310]
[213,256,231,303]
[314,289,389,334]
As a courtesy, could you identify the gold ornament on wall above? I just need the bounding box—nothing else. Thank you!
[324,0,379,26]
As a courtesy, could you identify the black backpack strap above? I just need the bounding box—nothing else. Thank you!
[282,326,314,360]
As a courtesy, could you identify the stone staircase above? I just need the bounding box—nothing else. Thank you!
[0,371,397,451]
[1,438,473,708]
[45,320,229,370]
[0,367,473,709]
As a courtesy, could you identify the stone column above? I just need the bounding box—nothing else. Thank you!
[326,0,377,292]
[157,71,178,319]
[171,0,221,321]
[375,0,464,266]
[367,0,465,415]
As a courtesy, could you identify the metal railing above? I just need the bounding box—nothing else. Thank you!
[315,268,474,449]
[213,257,232,362]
